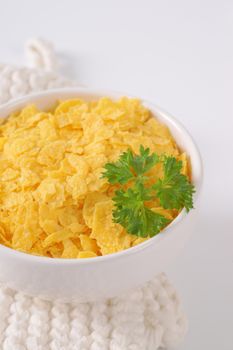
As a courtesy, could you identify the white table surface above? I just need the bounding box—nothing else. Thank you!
[0,0,232,348]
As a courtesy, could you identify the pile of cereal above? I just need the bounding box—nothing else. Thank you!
[0,98,186,258]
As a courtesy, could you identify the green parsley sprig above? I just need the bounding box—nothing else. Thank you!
[102,146,195,237]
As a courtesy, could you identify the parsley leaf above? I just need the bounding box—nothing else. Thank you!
[129,145,159,176]
[153,156,195,211]
[102,146,159,184]
[113,181,170,237]
[102,149,134,184]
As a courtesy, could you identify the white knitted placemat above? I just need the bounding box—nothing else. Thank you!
[0,39,188,350]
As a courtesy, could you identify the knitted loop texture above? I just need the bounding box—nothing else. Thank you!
[0,39,187,350]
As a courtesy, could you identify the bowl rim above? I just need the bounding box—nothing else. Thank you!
[0,87,203,265]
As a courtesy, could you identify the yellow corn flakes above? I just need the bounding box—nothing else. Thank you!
[0,97,187,258]
[91,200,136,255]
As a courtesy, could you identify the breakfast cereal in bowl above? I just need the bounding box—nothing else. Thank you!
[0,96,194,259]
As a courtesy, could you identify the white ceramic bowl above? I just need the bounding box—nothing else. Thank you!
[0,88,202,302]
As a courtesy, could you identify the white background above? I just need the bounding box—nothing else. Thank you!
[0,0,232,349]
